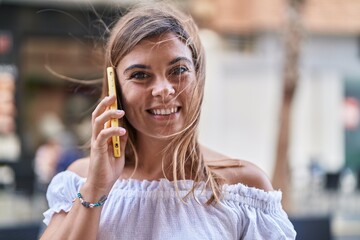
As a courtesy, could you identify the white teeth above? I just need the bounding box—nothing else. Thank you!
[151,107,178,115]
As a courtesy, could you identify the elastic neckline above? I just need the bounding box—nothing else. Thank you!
[64,170,282,208]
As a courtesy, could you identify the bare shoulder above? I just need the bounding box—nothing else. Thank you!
[229,160,274,191]
[66,157,89,178]
[201,145,273,192]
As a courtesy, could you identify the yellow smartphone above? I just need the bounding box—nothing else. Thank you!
[107,67,121,157]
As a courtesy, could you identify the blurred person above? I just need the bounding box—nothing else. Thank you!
[55,146,84,173]
[34,113,84,191]
[34,137,61,189]
[34,113,64,189]
[40,3,296,240]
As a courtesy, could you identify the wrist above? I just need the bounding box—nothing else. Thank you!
[80,182,112,202]
[76,192,107,208]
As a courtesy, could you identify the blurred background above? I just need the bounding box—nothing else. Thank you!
[0,0,360,239]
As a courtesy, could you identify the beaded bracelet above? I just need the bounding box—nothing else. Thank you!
[76,192,107,208]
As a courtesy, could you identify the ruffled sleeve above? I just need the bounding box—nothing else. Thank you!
[222,184,296,240]
[43,171,85,225]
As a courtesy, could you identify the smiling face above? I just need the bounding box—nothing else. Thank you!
[116,32,197,140]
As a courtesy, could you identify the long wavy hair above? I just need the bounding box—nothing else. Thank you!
[103,3,222,204]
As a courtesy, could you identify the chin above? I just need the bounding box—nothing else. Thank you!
[148,127,184,139]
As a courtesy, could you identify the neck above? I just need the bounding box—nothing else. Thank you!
[128,134,173,180]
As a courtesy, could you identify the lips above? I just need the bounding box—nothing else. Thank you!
[147,107,180,116]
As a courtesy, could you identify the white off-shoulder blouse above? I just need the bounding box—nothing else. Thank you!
[43,171,296,240]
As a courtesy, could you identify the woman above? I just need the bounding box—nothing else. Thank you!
[41,3,296,240]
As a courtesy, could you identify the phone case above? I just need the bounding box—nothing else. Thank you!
[107,67,121,157]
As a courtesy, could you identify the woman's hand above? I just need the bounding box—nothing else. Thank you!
[85,95,127,194]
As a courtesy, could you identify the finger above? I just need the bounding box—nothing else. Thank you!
[95,126,126,151]
[105,119,111,129]
[93,110,125,139]
[91,96,113,140]
[91,95,117,125]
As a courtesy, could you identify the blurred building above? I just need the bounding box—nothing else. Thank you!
[194,0,360,34]
[192,0,360,178]
[192,1,360,237]
[0,0,117,193]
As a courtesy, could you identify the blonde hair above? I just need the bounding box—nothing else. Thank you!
[104,3,222,204]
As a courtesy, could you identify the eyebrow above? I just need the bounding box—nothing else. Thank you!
[123,56,193,75]
[168,56,193,65]
[123,64,150,75]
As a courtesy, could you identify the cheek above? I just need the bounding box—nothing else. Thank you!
[120,86,147,122]
[120,83,140,107]
[181,81,202,111]
[121,94,137,114]
[178,79,197,99]
[121,98,138,128]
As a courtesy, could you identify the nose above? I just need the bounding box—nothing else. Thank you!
[151,78,175,101]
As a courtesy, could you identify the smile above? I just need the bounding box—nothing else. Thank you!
[148,107,179,116]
